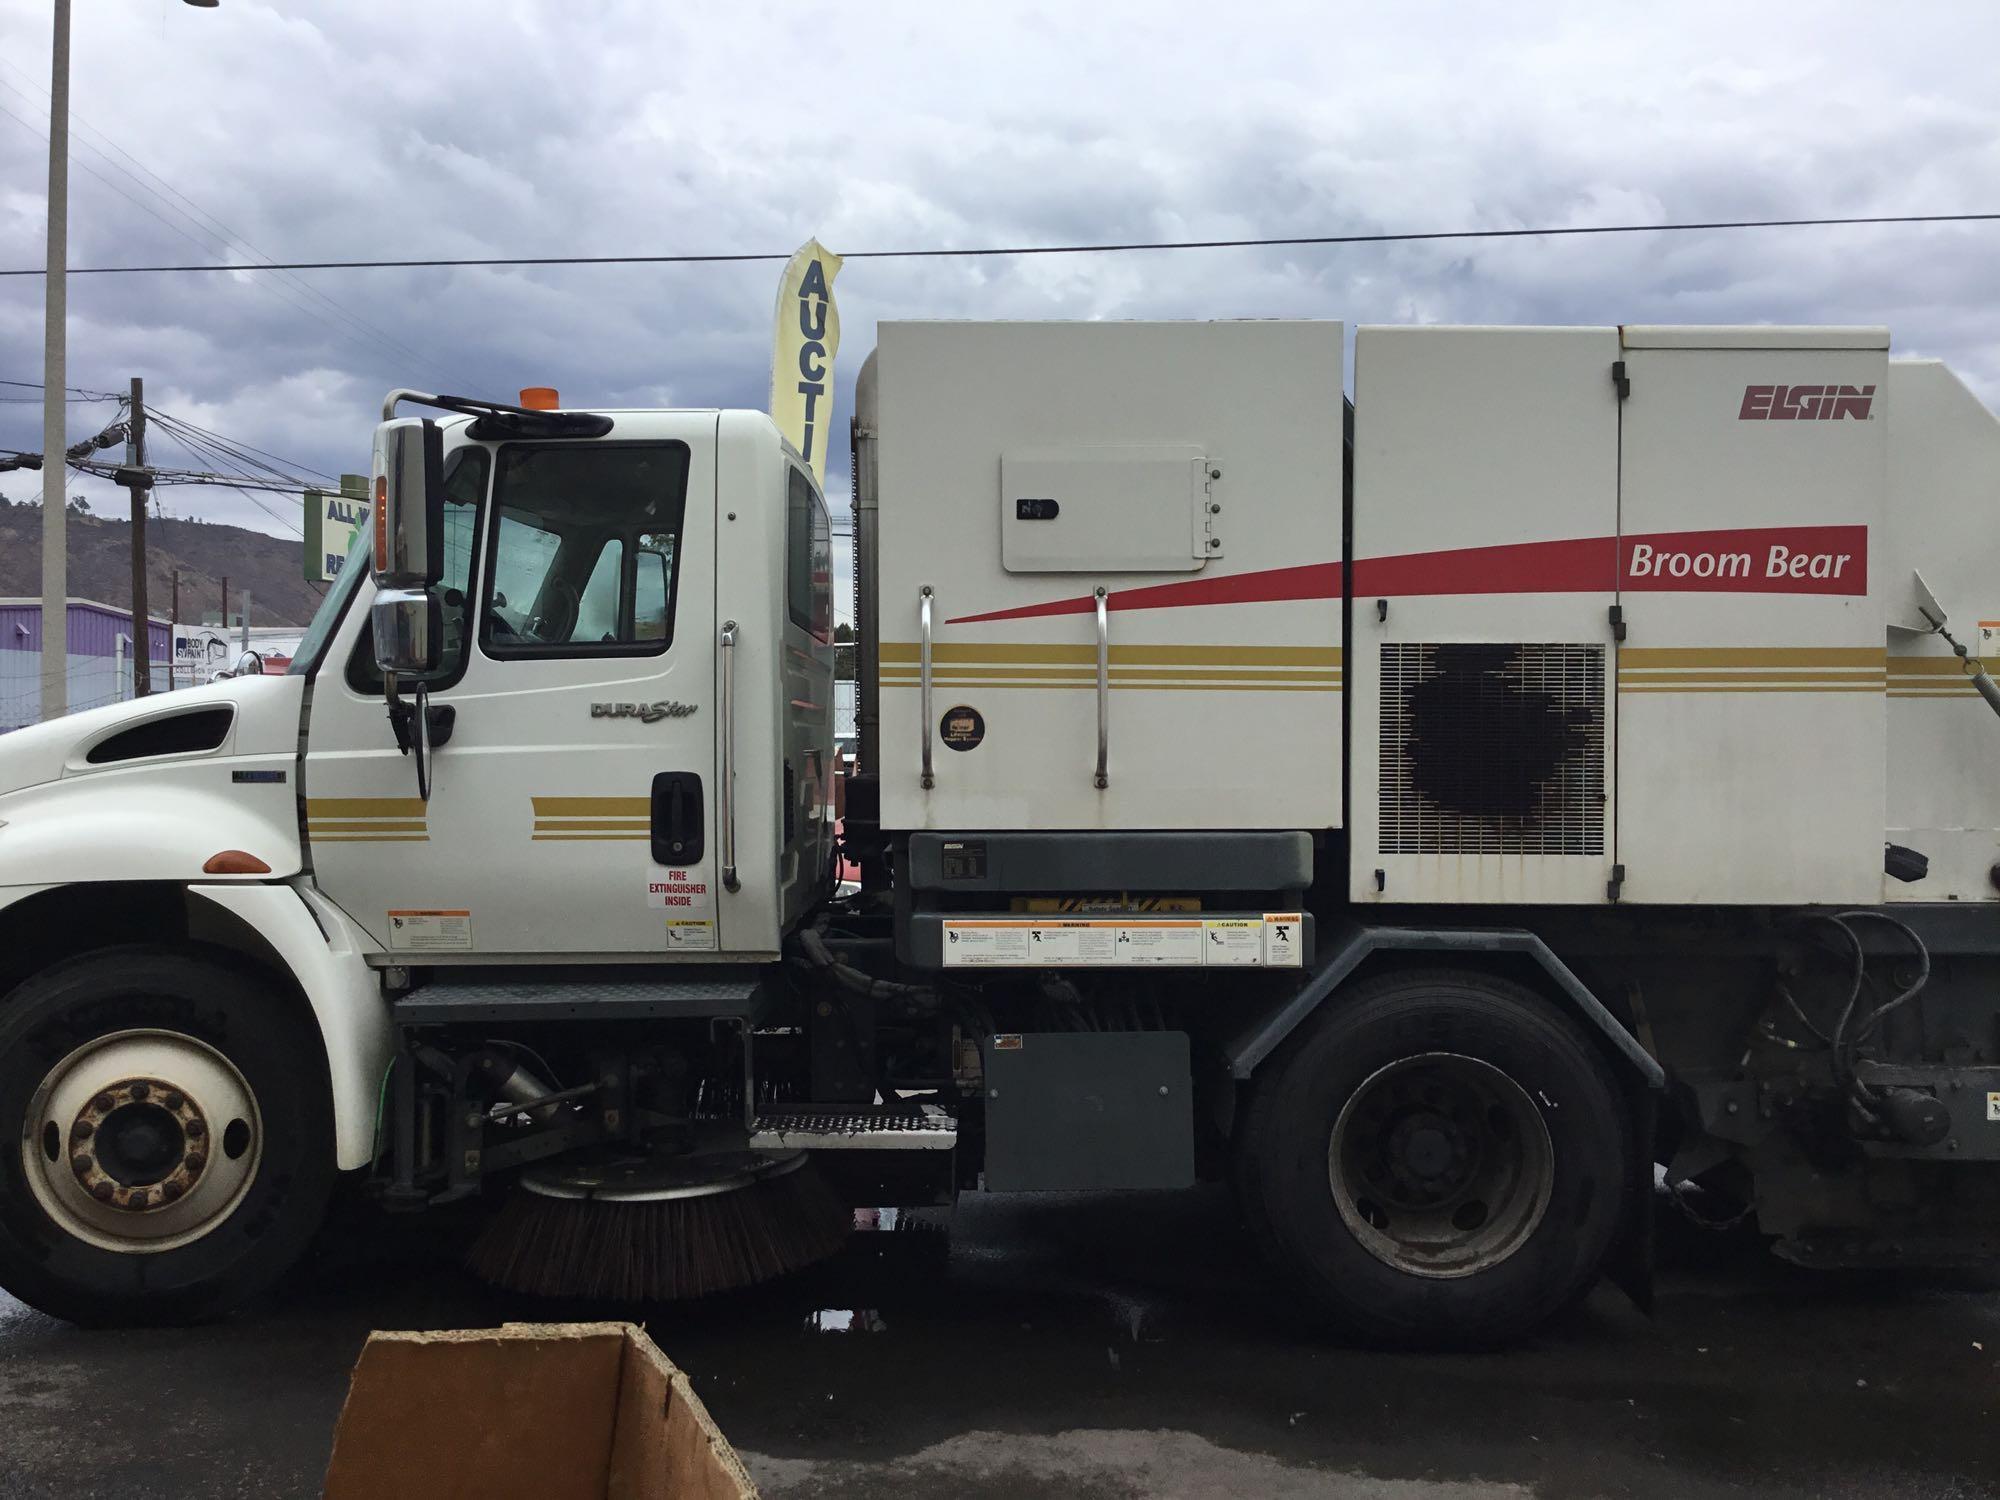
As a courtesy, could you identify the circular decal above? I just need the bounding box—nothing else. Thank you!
[940,704,986,752]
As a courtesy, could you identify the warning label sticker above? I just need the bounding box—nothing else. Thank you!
[386,909,473,952]
[941,916,1303,969]
[647,869,714,920]
[665,919,717,952]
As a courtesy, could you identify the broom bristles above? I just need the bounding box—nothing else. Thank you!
[466,1157,852,1301]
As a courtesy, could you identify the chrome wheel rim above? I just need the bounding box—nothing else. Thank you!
[22,1029,262,1254]
[1328,1051,1554,1279]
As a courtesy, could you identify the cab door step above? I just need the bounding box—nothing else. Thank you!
[750,1103,957,1151]
[395,965,766,1025]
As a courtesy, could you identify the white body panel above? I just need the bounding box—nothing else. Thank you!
[873,320,1345,833]
[1882,359,2000,902]
[1615,330,1886,905]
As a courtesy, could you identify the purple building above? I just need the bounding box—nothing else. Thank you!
[0,598,176,732]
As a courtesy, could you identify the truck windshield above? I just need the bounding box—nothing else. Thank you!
[286,526,370,676]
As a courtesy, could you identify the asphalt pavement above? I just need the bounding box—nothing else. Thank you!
[1,1186,1995,1498]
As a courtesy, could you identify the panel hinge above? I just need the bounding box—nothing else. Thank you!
[1611,360,1630,400]
[1374,868,1386,893]
[1608,603,1626,642]
[1606,863,1627,902]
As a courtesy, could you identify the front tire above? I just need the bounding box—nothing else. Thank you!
[0,946,334,1326]
[1238,968,1634,1346]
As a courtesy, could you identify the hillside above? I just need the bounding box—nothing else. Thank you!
[0,501,327,627]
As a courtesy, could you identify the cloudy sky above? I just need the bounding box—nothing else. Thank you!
[2,0,1996,547]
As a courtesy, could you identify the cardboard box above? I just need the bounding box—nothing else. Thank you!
[323,1322,757,1500]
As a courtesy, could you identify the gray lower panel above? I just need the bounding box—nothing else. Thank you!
[397,965,767,1024]
[984,1031,1193,1191]
[905,830,1314,892]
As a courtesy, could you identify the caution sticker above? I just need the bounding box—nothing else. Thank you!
[941,915,1303,969]
[665,919,717,951]
[386,909,473,952]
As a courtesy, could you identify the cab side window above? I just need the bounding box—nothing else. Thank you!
[786,467,832,643]
[345,445,488,694]
[481,442,688,657]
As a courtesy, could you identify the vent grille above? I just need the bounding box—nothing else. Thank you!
[1379,643,1605,855]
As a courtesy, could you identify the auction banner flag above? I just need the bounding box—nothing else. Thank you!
[768,238,844,483]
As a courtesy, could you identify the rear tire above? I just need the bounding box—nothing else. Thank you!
[0,946,335,1327]
[1238,968,1633,1346]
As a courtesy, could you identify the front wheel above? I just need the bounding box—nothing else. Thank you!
[1237,968,1635,1346]
[0,947,335,1326]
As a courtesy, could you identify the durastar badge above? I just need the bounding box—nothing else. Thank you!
[590,701,699,723]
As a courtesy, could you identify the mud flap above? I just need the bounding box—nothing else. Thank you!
[1605,1086,1658,1314]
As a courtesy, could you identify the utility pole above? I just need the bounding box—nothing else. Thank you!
[39,0,70,724]
[124,376,150,696]
[240,589,251,654]
[220,575,228,639]
[169,568,179,691]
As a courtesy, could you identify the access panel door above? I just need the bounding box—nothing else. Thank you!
[304,419,724,959]
[1350,326,1622,906]
[1614,333,1887,904]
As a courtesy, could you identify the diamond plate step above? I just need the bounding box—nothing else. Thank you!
[750,1104,957,1151]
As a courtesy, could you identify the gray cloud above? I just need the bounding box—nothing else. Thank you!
[1,0,1995,547]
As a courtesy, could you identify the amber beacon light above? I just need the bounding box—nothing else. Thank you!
[520,387,560,410]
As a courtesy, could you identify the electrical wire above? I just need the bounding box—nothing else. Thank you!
[0,67,456,387]
[3,212,1996,278]
[0,87,459,387]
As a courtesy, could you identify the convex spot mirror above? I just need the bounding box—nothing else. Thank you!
[372,587,444,676]
[371,417,446,589]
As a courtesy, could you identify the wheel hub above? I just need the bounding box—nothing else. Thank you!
[69,1079,208,1209]
[1329,1052,1555,1280]
[23,1031,262,1254]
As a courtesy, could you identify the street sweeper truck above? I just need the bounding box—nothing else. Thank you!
[2,319,2000,1344]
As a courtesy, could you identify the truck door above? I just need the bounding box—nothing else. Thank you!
[303,418,725,958]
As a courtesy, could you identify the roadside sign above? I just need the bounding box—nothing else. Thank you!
[303,473,370,582]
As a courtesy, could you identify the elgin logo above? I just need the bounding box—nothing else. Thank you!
[1739,383,1875,421]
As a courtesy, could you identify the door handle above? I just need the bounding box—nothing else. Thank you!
[650,772,705,865]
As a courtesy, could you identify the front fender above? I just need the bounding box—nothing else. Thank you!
[188,883,392,1171]
[0,760,301,884]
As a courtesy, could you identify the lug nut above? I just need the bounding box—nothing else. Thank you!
[185,1119,206,1141]
[70,1155,92,1180]
[93,1093,115,1113]
[160,1181,184,1203]
[185,1154,205,1176]
[129,1082,150,1103]
[90,1181,115,1202]
[72,1121,93,1140]
[164,1091,186,1111]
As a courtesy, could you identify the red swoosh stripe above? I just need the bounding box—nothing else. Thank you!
[944,525,1866,624]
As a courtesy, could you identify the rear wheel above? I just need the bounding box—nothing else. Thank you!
[0,947,334,1326]
[1238,968,1633,1346]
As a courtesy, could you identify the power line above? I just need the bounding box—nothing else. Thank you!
[1,211,1995,278]
[0,90,460,384]
[0,65,455,386]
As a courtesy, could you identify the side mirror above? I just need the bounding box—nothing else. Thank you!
[371,418,446,588]
[372,588,443,676]
[233,649,264,678]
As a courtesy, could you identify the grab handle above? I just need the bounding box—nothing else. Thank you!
[919,586,936,790]
[719,619,740,891]
[1094,587,1110,789]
